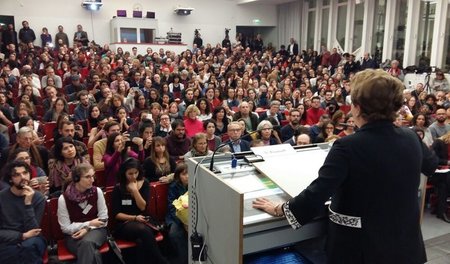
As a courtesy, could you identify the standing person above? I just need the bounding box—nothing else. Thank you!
[112,158,169,264]
[253,69,438,264]
[57,163,108,264]
[2,24,18,54]
[0,161,46,264]
[73,25,89,47]
[431,131,450,222]
[18,20,36,51]
[40,27,52,48]
[55,25,69,49]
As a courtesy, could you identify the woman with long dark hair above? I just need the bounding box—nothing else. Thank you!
[142,137,176,182]
[48,137,89,194]
[103,132,144,186]
[112,158,169,264]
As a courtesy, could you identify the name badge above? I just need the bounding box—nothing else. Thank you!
[82,204,93,215]
[122,199,132,206]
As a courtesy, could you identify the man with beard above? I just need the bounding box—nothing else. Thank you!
[281,109,302,142]
[0,160,46,263]
[165,119,191,162]
[429,107,450,140]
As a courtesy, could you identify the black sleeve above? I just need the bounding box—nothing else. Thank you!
[431,139,447,166]
[111,185,122,218]
[140,180,150,212]
[422,141,439,176]
[288,139,349,225]
[142,158,158,182]
[169,157,177,173]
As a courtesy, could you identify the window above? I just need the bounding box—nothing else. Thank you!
[392,0,408,65]
[321,8,329,47]
[307,10,316,49]
[120,28,137,43]
[444,4,450,71]
[415,0,436,67]
[372,0,386,64]
[352,2,364,51]
[336,5,347,49]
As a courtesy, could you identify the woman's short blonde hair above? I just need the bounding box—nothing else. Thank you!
[185,104,200,117]
[350,69,404,122]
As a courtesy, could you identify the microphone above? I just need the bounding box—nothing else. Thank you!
[209,128,265,171]
[338,123,355,127]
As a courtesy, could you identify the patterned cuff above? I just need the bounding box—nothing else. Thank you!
[283,201,302,230]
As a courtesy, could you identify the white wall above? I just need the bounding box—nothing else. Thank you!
[1,0,278,50]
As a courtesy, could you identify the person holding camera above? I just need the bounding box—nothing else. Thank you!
[57,163,108,264]
[103,132,144,187]
[112,158,169,264]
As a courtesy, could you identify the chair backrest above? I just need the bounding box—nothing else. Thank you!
[49,197,65,241]
[95,170,106,189]
[148,182,169,222]
[103,187,115,231]
[43,122,57,138]
[40,199,52,242]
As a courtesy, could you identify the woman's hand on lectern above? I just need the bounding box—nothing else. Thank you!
[252,197,278,216]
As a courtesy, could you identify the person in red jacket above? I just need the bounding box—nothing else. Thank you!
[183,105,204,138]
[306,96,325,125]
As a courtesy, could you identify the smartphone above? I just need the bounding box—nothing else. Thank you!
[99,218,107,223]
[36,176,48,184]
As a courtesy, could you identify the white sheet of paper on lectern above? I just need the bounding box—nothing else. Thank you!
[252,147,329,198]
[251,144,296,159]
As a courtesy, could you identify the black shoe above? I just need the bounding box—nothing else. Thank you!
[437,213,450,223]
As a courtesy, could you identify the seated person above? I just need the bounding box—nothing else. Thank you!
[0,161,46,263]
[166,163,189,264]
[57,163,108,263]
[184,133,213,160]
[227,121,251,153]
[112,158,169,264]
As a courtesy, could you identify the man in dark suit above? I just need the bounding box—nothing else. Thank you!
[227,121,250,153]
[254,69,438,264]
[73,24,89,47]
[287,38,298,57]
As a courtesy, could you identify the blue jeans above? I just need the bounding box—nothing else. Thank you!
[0,235,46,264]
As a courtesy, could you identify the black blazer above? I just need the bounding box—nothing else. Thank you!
[288,120,437,263]
[431,139,448,166]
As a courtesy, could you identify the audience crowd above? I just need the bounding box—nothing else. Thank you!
[0,21,449,263]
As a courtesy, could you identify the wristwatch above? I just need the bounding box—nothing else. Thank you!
[83,226,92,231]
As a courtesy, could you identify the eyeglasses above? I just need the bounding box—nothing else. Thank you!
[81,174,96,180]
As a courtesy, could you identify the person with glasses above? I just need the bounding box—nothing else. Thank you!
[315,121,336,143]
[57,163,108,263]
[226,121,251,153]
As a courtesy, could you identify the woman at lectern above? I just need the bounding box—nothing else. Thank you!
[253,69,438,264]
